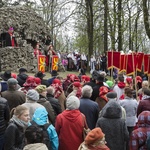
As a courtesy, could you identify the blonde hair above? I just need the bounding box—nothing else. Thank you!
[10,105,28,118]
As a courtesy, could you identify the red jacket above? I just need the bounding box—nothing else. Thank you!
[55,109,84,150]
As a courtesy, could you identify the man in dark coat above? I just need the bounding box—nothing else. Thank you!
[0,96,10,149]
[79,85,99,130]
[46,86,62,116]
[47,70,59,85]
[90,74,104,101]
[96,100,129,150]
[1,78,26,111]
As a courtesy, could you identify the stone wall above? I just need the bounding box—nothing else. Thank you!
[0,45,38,73]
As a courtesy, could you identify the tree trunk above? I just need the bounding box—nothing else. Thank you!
[142,0,150,39]
[104,0,108,52]
[118,0,122,51]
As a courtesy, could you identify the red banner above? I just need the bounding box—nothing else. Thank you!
[136,52,144,72]
[119,54,127,73]
[107,51,120,70]
[38,55,46,73]
[52,55,59,71]
[126,53,137,76]
[144,54,150,74]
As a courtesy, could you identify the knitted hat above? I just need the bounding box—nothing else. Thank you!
[34,77,41,85]
[26,89,39,101]
[66,96,80,110]
[126,77,132,84]
[136,76,142,83]
[73,82,81,87]
[23,76,38,87]
[7,78,18,85]
[106,92,117,99]
[85,127,104,145]
[52,79,61,85]
[35,85,47,93]
[11,73,17,79]
[106,80,113,88]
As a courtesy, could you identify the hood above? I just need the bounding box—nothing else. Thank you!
[23,143,48,150]
[103,100,122,119]
[138,111,150,127]
[117,82,125,89]
[62,110,81,122]
[18,73,28,80]
[32,107,48,125]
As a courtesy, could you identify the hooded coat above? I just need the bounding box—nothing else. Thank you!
[55,110,84,150]
[96,100,129,150]
[23,143,48,150]
[32,107,59,150]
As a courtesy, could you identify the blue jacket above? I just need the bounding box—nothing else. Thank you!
[32,107,59,150]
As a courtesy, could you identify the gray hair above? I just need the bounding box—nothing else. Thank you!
[82,85,93,98]
[46,86,55,95]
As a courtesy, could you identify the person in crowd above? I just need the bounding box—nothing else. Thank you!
[89,55,96,74]
[78,127,110,150]
[81,75,90,85]
[55,96,85,150]
[91,74,104,101]
[96,98,129,150]
[51,79,66,111]
[5,27,17,47]
[23,125,48,150]
[22,89,44,119]
[33,42,42,58]
[1,78,26,111]
[78,68,86,81]
[0,70,12,92]
[67,51,75,71]
[48,70,59,85]
[129,111,150,150]
[99,92,126,120]
[137,80,149,100]
[106,80,114,90]
[101,53,107,72]
[35,85,56,125]
[34,77,41,85]
[113,73,125,101]
[119,87,138,150]
[67,81,82,99]
[84,70,98,88]
[47,86,62,116]
[32,107,59,150]
[0,96,10,150]
[4,105,30,150]
[35,71,49,87]
[19,76,38,94]
[125,77,133,89]
[17,68,28,87]
[79,85,99,130]
[80,52,87,70]
[95,86,109,111]
[137,88,150,117]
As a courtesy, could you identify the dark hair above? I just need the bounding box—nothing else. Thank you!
[124,87,133,98]
[25,125,44,144]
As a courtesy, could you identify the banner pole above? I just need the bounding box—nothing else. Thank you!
[111,50,113,81]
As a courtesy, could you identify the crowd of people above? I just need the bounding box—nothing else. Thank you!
[0,66,150,150]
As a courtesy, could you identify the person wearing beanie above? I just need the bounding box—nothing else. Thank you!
[67,81,82,99]
[55,96,85,150]
[35,85,56,125]
[22,89,44,119]
[106,80,114,90]
[1,78,26,111]
[78,127,110,150]
[99,92,126,120]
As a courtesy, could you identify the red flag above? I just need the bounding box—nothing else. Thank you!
[126,53,137,76]
[107,51,120,69]
[136,52,144,72]
[119,54,127,73]
[144,54,150,74]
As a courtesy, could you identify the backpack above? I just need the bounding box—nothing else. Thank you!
[30,120,52,150]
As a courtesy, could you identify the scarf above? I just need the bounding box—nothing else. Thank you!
[10,115,29,129]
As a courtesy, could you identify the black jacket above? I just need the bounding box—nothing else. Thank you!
[0,97,10,137]
[47,93,62,116]
[4,122,25,150]
[17,74,28,87]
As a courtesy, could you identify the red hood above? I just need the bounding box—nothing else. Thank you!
[62,110,81,122]
[117,82,125,89]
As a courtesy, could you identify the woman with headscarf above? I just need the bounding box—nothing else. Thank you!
[55,96,86,150]
[4,105,30,150]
